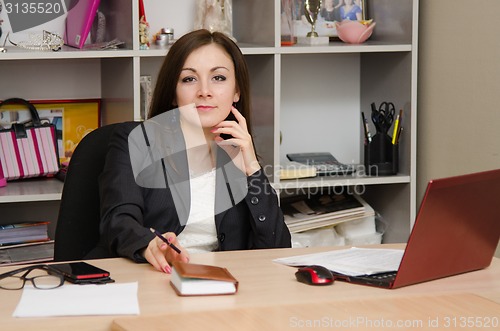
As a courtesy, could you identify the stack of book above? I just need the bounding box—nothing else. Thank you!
[279,161,317,180]
[0,222,54,266]
[281,193,375,234]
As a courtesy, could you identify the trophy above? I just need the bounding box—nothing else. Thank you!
[304,0,322,38]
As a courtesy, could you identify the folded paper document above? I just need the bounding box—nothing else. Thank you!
[273,247,404,276]
[13,282,139,317]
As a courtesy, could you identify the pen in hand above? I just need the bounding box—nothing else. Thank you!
[150,228,182,254]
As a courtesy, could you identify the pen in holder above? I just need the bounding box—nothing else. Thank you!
[364,133,398,176]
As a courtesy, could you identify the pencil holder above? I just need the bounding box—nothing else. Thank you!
[364,133,398,176]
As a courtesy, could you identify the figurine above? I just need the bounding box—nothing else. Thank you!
[194,0,235,41]
[139,16,150,50]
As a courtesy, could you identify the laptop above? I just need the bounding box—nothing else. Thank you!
[332,169,500,289]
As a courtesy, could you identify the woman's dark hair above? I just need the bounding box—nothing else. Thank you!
[148,29,252,134]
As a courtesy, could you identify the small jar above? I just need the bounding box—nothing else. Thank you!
[161,27,174,44]
[155,33,169,47]
[155,28,174,48]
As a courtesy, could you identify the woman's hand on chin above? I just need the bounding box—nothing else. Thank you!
[212,107,261,176]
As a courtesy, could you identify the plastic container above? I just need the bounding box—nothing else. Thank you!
[364,133,398,176]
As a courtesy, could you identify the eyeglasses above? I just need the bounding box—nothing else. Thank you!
[0,264,65,290]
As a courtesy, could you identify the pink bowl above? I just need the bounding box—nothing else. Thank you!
[335,20,376,44]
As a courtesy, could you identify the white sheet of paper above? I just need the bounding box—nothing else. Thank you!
[13,282,140,317]
[273,247,405,276]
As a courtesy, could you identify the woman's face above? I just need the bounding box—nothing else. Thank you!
[175,43,240,129]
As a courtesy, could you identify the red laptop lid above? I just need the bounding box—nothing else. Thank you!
[393,169,500,288]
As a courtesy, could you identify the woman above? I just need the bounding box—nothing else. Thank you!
[92,29,291,273]
[340,0,362,21]
[320,0,343,22]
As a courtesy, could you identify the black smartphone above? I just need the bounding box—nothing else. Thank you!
[220,111,237,140]
[51,262,110,282]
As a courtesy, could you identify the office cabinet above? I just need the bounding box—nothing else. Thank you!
[0,0,418,243]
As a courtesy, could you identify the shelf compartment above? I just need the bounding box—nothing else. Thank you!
[275,174,411,191]
[0,48,134,60]
[0,179,63,203]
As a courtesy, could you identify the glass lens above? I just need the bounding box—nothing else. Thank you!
[25,268,49,278]
[32,275,63,289]
[0,266,63,290]
[0,276,25,290]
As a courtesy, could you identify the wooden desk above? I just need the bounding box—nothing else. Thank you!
[112,293,500,331]
[1,245,500,331]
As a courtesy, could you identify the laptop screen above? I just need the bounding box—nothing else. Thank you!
[392,169,500,288]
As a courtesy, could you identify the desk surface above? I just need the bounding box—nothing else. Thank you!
[1,245,500,331]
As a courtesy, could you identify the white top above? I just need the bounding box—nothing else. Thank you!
[176,168,218,254]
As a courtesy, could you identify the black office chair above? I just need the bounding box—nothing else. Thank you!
[54,122,134,261]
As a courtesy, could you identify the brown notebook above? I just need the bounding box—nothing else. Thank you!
[170,262,239,296]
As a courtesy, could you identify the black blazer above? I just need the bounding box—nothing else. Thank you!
[89,120,291,261]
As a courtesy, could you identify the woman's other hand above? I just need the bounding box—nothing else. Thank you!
[144,232,190,273]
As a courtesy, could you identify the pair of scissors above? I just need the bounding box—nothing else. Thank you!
[371,102,395,134]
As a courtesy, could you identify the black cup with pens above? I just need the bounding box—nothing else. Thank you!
[362,102,402,176]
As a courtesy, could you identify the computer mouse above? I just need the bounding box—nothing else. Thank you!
[295,265,334,286]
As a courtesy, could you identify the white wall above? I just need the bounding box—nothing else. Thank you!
[418,0,500,257]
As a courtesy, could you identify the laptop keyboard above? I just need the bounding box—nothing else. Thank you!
[369,272,397,280]
[331,271,397,288]
[354,272,397,287]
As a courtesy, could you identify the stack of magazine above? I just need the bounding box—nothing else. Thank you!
[0,222,54,266]
[281,193,375,234]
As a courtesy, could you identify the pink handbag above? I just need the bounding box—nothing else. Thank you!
[0,98,60,183]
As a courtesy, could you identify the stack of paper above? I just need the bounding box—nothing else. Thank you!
[0,240,54,266]
[279,161,317,180]
[0,222,50,245]
[273,247,404,276]
[13,282,140,317]
[281,193,375,233]
[0,222,53,266]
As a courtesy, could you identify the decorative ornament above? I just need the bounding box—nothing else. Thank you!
[139,15,150,50]
[9,30,63,51]
[194,0,235,41]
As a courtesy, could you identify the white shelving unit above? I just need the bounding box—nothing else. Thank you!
[0,0,418,243]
